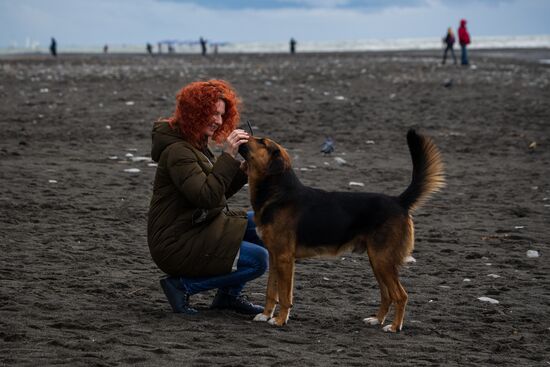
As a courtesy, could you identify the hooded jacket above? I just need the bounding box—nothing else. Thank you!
[458,20,471,46]
[147,121,248,277]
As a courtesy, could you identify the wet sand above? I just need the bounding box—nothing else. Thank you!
[1,50,549,366]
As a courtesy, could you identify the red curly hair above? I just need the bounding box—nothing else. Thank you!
[166,79,241,149]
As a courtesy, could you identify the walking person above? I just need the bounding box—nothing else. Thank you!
[442,27,457,65]
[148,79,268,316]
[458,19,471,66]
[49,37,57,57]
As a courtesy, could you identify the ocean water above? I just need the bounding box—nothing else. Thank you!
[1,35,549,55]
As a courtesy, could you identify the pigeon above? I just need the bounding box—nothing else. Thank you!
[320,137,335,154]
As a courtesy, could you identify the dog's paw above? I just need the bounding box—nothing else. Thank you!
[268,317,286,327]
[382,324,401,333]
[363,317,381,326]
[253,313,270,322]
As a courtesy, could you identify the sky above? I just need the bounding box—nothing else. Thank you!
[0,0,549,48]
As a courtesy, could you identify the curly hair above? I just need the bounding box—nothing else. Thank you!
[166,79,241,149]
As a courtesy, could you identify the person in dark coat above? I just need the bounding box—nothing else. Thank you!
[148,79,267,315]
[200,37,207,56]
[458,19,471,65]
[49,38,57,57]
[442,27,457,65]
[290,38,297,54]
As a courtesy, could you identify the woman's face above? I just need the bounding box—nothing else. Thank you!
[203,99,225,138]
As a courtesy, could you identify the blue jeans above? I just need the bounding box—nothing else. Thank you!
[461,44,469,65]
[180,211,268,297]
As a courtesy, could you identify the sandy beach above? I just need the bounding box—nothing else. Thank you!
[1,49,549,366]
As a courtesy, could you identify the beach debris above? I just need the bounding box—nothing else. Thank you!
[105,125,111,130]
[443,78,453,88]
[389,93,396,100]
[148,163,158,167]
[323,277,330,281]
[300,167,309,171]
[40,88,49,93]
[125,153,134,158]
[108,156,118,160]
[478,296,499,304]
[130,156,152,162]
[470,65,478,70]
[334,95,346,100]
[48,180,57,184]
[123,168,140,173]
[514,226,524,229]
[349,181,365,187]
[334,157,347,165]
[526,250,540,258]
[366,140,375,145]
[405,256,416,263]
[487,274,501,278]
[463,278,471,282]
[320,137,335,154]
[125,101,135,106]
[528,141,537,151]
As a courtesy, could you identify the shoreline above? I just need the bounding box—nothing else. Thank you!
[1,47,549,63]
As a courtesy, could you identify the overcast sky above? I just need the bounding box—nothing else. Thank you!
[1,0,549,47]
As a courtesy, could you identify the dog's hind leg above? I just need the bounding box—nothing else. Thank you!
[363,255,392,327]
[254,251,279,322]
[268,252,295,326]
[379,266,407,333]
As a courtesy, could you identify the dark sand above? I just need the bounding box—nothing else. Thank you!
[1,50,549,366]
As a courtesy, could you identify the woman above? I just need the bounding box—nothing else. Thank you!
[148,80,268,315]
[442,27,457,65]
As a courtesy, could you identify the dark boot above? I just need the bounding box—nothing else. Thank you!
[210,290,264,315]
[159,276,198,314]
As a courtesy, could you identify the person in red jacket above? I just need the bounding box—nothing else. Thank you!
[458,19,471,65]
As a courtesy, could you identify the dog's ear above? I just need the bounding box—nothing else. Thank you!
[267,149,287,175]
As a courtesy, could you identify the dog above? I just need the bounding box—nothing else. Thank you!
[238,129,444,332]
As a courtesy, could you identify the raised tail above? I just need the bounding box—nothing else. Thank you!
[398,129,445,212]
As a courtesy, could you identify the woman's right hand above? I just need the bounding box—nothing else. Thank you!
[223,129,249,158]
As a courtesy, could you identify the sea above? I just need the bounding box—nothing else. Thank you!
[1,35,549,55]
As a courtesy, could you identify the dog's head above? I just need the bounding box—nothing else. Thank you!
[239,137,292,178]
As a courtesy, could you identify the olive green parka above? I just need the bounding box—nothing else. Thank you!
[147,121,248,277]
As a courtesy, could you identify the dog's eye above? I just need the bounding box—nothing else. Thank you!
[258,138,266,146]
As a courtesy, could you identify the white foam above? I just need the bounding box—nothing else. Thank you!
[123,168,140,173]
[349,181,364,187]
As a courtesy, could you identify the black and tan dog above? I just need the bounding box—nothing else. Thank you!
[238,129,444,332]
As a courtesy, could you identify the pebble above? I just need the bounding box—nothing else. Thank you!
[334,157,346,165]
[478,296,499,304]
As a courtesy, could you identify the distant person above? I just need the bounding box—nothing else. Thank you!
[148,80,267,315]
[168,44,175,54]
[147,43,153,56]
[458,19,471,66]
[200,37,207,56]
[49,38,57,57]
[157,42,162,54]
[290,38,297,54]
[441,27,457,65]
[103,44,109,54]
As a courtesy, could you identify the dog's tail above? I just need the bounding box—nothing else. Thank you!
[398,129,445,212]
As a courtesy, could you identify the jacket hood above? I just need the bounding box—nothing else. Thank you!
[151,121,184,162]
[460,19,467,26]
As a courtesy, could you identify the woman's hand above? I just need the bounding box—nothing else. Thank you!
[223,129,249,158]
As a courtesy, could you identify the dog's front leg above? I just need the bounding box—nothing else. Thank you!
[254,252,278,322]
[268,252,295,326]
